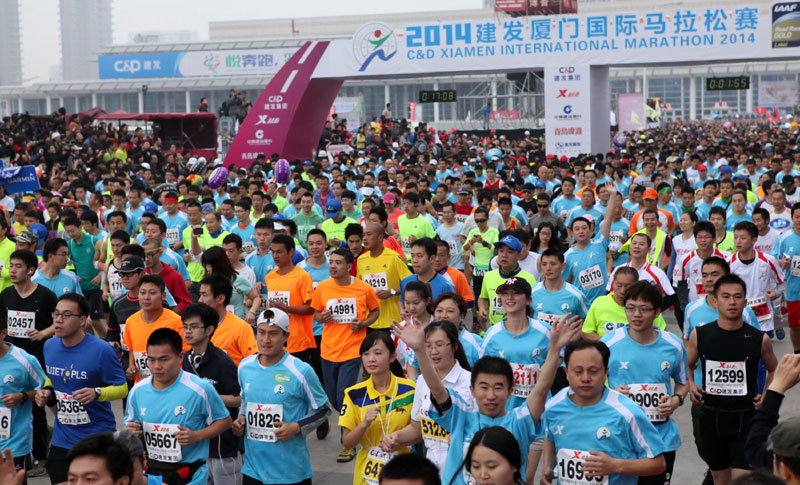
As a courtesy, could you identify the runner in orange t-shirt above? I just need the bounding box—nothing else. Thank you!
[122,274,187,382]
[264,234,315,357]
[197,274,257,366]
[433,240,476,306]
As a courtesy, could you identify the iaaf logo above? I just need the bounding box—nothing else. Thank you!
[557,89,580,98]
[775,3,798,12]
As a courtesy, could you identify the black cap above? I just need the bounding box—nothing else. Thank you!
[118,256,145,273]
[496,277,532,295]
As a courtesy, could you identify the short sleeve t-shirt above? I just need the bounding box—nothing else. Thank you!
[0,345,45,456]
[311,277,380,362]
[356,248,412,329]
[123,309,187,382]
[1,284,58,361]
[265,266,315,353]
[397,214,436,255]
[211,312,258,367]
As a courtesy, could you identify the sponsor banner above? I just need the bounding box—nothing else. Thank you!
[758,78,799,107]
[315,5,800,79]
[618,93,645,132]
[545,65,593,156]
[99,48,297,79]
[0,166,40,194]
[491,110,521,119]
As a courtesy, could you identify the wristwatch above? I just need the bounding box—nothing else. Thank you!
[94,388,102,399]
[19,392,28,403]
[390,289,397,296]
[672,394,684,406]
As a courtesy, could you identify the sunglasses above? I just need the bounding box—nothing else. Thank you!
[474,219,487,223]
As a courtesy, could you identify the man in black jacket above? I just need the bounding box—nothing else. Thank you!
[181,303,242,485]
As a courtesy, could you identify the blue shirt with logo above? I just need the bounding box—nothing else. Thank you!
[530,282,588,323]
[563,236,610,305]
[773,230,800,302]
[33,269,83,297]
[297,258,330,336]
[0,345,45,456]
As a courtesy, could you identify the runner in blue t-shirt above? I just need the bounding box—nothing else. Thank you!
[125,328,231,485]
[0,332,46,473]
[400,238,455,304]
[232,308,331,485]
[297,229,331,339]
[35,293,128,485]
[531,249,589,325]
[393,303,582,485]
[602,281,689,484]
[563,182,619,305]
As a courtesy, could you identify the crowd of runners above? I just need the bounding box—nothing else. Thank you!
[0,110,798,485]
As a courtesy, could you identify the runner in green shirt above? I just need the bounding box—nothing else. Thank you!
[319,200,357,248]
[463,207,500,313]
[581,266,666,339]
[397,192,435,255]
[478,235,537,327]
[293,193,325,248]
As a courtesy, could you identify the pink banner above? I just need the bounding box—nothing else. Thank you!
[225,41,343,167]
[617,92,644,132]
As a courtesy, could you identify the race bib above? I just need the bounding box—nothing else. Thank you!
[245,402,282,443]
[473,266,489,277]
[55,391,90,425]
[326,298,357,324]
[420,410,449,448]
[557,448,608,485]
[491,295,504,313]
[695,277,707,296]
[628,383,668,423]
[143,422,182,463]
[7,310,34,339]
[447,239,459,255]
[401,238,413,254]
[512,363,539,398]
[165,228,180,245]
[608,231,624,251]
[578,265,603,290]
[268,291,290,307]
[791,256,800,277]
[560,209,569,219]
[455,214,468,223]
[363,272,388,291]
[242,241,255,253]
[705,360,747,396]
[537,312,563,326]
[748,296,772,322]
[0,407,9,440]
[361,447,397,485]
[109,279,124,300]
[134,351,151,379]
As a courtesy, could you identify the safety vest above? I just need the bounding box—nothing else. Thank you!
[619,228,667,267]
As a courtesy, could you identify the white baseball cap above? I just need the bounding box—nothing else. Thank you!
[257,308,290,332]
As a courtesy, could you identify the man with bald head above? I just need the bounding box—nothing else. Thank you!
[356,223,411,332]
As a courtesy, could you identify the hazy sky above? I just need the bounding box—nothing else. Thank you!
[19,0,481,84]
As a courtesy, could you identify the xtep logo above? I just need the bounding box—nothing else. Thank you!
[353,23,398,72]
[557,89,580,98]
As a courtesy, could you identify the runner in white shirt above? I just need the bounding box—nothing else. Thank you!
[608,233,675,299]
[730,221,784,333]
[381,320,473,475]
[768,190,793,234]
[489,230,541,281]
[672,212,698,283]
[679,221,731,303]
[753,208,781,254]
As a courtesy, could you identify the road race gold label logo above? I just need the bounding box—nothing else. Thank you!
[773,2,800,47]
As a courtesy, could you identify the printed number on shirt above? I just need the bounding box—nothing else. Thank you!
[364,273,388,291]
[143,422,182,463]
[134,351,151,379]
[362,447,397,485]
[512,363,539,398]
[268,291,290,307]
[705,360,747,396]
[748,296,771,322]
[557,448,607,484]
[7,310,34,339]
[55,391,90,425]
[0,407,9,440]
[628,383,668,423]
[579,265,603,290]
[326,298,357,324]
[246,403,282,443]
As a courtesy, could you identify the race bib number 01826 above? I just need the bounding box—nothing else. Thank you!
[246,403,282,443]
[557,448,607,485]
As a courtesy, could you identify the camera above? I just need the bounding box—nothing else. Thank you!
[193,227,203,236]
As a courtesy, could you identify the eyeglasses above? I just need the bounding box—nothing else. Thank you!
[52,311,84,320]
[55,252,69,258]
[474,219,487,224]
[182,324,205,331]
[425,341,452,351]
[624,306,655,314]
[537,204,549,208]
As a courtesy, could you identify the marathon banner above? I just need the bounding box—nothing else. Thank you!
[98,48,297,79]
[313,4,800,78]
[0,166,40,194]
